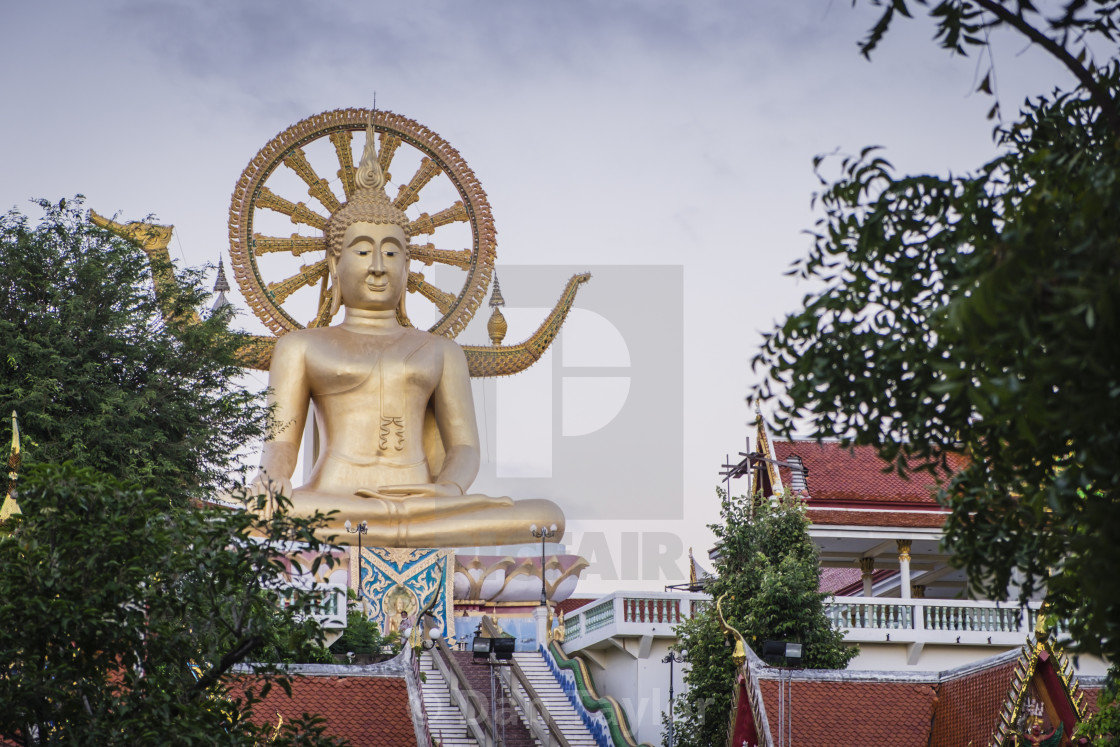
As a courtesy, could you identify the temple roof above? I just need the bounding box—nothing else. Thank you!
[734,637,1104,747]
[748,420,970,529]
[771,440,966,506]
[239,671,419,746]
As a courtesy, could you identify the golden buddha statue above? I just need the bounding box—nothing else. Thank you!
[252,121,564,547]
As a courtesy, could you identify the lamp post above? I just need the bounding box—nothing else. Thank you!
[528,523,558,607]
[663,648,686,747]
[472,625,515,745]
[345,519,368,613]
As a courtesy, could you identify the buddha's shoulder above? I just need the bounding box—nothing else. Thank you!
[273,326,342,353]
[400,327,462,353]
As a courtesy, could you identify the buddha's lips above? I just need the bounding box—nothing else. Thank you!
[366,282,388,291]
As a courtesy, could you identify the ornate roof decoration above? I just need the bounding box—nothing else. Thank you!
[991,616,1090,746]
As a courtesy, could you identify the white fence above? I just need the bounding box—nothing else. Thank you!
[563,592,710,648]
[823,596,1058,646]
[563,591,1054,650]
[277,582,347,629]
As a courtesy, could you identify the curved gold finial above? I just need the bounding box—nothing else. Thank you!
[716,593,748,668]
[1034,602,1052,642]
[463,272,591,377]
[1,411,22,530]
[89,210,174,253]
[90,211,199,324]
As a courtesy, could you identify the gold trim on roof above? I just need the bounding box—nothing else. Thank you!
[991,617,1088,746]
[754,413,782,492]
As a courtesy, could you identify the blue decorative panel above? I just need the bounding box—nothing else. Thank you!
[351,547,453,641]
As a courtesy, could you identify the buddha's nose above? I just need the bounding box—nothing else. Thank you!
[368,250,386,274]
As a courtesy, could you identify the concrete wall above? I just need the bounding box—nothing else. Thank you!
[847,641,1111,677]
[576,639,685,746]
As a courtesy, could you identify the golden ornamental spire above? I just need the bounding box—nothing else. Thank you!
[487,272,508,345]
[1,411,22,531]
[354,112,386,192]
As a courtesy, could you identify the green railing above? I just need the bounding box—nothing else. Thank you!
[548,641,655,747]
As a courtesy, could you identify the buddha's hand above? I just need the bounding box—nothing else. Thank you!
[374,482,467,498]
[249,469,294,501]
[354,485,513,519]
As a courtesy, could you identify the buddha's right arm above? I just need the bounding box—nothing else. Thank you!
[253,333,311,494]
[254,442,298,497]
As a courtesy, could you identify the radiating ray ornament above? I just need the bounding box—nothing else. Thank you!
[93,107,588,377]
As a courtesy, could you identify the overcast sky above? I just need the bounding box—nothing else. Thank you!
[0,1,1078,590]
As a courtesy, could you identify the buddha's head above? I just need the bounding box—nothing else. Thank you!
[326,120,410,316]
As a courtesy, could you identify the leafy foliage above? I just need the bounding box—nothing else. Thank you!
[664,490,854,747]
[0,197,266,505]
[0,463,346,746]
[751,1,1120,739]
[1076,665,1120,744]
[329,601,401,659]
[753,0,1120,666]
[0,200,347,744]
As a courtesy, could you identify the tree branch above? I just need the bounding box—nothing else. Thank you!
[971,0,1120,135]
[186,635,262,699]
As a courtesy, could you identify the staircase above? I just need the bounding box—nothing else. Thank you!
[419,649,480,747]
[419,647,601,747]
[449,650,538,747]
[511,651,599,747]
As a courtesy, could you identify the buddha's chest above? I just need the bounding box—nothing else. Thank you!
[304,332,442,403]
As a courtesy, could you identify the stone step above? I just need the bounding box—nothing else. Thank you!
[419,651,481,747]
[506,651,600,747]
[419,648,603,747]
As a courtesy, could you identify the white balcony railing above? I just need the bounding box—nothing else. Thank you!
[277,582,348,630]
[563,591,710,649]
[824,596,1060,646]
[562,591,1054,652]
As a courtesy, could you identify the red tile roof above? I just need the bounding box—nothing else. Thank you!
[555,597,596,615]
[745,650,1105,747]
[241,674,418,747]
[773,441,966,507]
[819,566,896,595]
[931,658,1017,746]
[806,507,950,528]
[819,567,862,594]
[758,677,938,745]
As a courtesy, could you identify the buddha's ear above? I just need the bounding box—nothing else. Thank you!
[328,251,342,317]
[395,244,411,324]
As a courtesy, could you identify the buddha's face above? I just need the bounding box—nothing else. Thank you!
[335,221,408,311]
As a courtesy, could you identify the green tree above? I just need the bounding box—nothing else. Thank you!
[0,199,346,744]
[0,462,347,746]
[0,197,266,505]
[752,0,1120,666]
[328,602,402,659]
[664,490,854,747]
[751,2,1120,740]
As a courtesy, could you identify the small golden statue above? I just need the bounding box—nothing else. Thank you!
[251,116,565,547]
